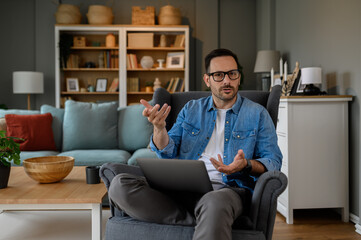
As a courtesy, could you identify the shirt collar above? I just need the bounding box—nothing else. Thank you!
[207,93,243,113]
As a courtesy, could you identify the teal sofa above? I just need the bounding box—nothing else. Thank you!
[0,100,157,166]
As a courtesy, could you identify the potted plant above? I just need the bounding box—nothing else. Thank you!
[145,81,153,93]
[0,130,21,189]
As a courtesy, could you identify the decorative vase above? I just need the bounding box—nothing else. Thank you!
[0,162,11,189]
[145,86,153,93]
[160,34,167,47]
[106,33,116,47]
[140,56,154,69]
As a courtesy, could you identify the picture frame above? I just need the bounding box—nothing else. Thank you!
[296,75,307,93]
[66,78,79,92]
[96,78,108,92]
[166,52,185,69]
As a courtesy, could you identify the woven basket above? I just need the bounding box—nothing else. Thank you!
[87,5,114,24]
[55,4,81,24]
[132,6,155,25]
[158,5,181,25]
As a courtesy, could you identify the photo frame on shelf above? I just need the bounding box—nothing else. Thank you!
[296,75,307,93]
[96,78,108,92]
[166,52,185,69]
[66,78,79,92]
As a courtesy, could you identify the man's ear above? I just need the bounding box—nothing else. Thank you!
[203,74,210,87]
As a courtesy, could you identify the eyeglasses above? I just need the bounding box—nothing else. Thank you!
[207,69,241,82]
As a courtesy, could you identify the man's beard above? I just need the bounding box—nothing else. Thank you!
[211,84,238,102]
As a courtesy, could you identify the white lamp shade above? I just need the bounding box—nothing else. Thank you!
[301,67,322,85]
[13,71,44,94]
[254,50,281,73]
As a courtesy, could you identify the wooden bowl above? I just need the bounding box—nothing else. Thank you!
[23,156,74,183]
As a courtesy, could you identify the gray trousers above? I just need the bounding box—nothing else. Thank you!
[109,168,248,240]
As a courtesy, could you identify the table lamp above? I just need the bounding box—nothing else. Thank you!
[13,71,44,110]
[301,67,322,95]
[254,50,280,91]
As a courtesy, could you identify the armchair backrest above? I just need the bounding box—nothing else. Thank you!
[152,85,282,131]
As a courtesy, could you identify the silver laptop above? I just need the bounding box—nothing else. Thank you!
[137,158,213,194]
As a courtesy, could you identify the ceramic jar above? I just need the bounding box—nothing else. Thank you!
[140,56,154,69]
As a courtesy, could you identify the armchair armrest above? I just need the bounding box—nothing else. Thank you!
[249,170,288,240]
[100,163,143,217]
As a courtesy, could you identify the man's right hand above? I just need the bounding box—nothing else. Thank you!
[140,99,171,131]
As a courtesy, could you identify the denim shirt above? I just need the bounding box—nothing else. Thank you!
[150,94,282,192]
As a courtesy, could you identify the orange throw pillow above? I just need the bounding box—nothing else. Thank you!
[5,113,57,151]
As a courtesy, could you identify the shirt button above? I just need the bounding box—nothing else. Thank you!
[226,121,229,124]
[237,135,240,138]
[192,132,194,135]
[224,155,226,158]
[226,139,228,141]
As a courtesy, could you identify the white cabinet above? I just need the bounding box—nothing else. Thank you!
[276,96,352,224]
[55,25,189,108]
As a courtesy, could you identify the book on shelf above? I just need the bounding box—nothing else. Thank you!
[171,78,180,92]
[102,50,118,69]
[66,54,79,68]
[167,78,184,93]
[108,78,119,92]
[175,78,184,92]
[127,77,139,92]
[167,78,175,92]
[174,34,185,47]
[126,53,138,69]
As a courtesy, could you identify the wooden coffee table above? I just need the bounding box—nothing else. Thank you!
[0,166,107,240]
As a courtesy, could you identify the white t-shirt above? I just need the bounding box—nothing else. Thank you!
[199,109,229,190]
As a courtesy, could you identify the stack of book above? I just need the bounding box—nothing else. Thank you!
[103,50,119,68]
[126,54,138,69]
[127,77,139,92]
[173,34,185,47]
[66,54,79,68]
[166,78,184,93]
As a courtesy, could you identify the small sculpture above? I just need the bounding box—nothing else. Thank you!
[160,34,167,47]
[153,78,162,91]
[98,53,104,68]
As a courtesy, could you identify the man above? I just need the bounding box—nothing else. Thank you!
[109,48,282,240]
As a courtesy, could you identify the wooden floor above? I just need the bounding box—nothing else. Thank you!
[273,209,361,240]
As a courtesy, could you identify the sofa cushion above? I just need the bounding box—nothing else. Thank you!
[63,100,118,151]
[106,216,265,240]
[127,148,158,166]
[18,151,60,165]
[58,149,131,166]
[5,113,57,151]
[0,109,40,118]
[41,105,65,151]
[118,104,153,152]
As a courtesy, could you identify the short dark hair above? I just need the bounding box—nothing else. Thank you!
[204,48,240,73]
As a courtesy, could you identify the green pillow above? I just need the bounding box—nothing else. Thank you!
[63,100,118,151]
[118,104,153,152]
[41,105,64,151]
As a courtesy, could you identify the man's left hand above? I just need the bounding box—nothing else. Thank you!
[210,150,248,175]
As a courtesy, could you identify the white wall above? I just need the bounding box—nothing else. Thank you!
[273,0,361,219]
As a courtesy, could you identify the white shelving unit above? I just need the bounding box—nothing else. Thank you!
[55,25,189,108]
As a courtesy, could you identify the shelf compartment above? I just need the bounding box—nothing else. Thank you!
[127,68,184,71]
[63,68,119,71]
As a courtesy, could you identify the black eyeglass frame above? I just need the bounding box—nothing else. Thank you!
[207,69,241,82]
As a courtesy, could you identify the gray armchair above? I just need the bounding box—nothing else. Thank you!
[100,85,287,240]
